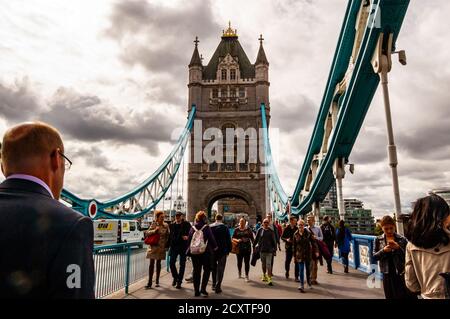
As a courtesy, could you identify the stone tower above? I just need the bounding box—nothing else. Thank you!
[187,23,270,223]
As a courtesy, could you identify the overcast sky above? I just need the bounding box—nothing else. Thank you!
[1,0,449,217]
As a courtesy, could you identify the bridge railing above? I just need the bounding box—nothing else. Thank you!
[93,242,147,298]
[332,234,381,278]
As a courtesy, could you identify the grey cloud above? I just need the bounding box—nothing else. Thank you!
[0,79,42,121]
[71,145,119,173]
[41,87,174,155]
[270,95,317,133]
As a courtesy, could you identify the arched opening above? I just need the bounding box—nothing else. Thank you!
[205,190,254,228]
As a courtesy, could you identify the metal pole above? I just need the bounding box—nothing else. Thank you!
[334,158,346,221]
[125,245,131,294]
[380,61,403,235]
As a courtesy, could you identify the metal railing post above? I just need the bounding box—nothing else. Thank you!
[125,246,131,294]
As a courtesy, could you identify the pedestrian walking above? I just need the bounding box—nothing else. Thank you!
[281,216,298,280]
[232,217,254,282]
[145,210,170,289]
[336,220,352,273]
[320,215,336,274]
[373,215,416,299]
[293,219,315,293]
[307,214,323,284]
[168,211,191,289]
[187,211,218,297]
[210,214,232,294]
[254,218,277,286]
[405,194,450,299]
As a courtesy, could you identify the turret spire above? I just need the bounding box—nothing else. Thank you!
[255,34,269,65]
[189,36,202,67]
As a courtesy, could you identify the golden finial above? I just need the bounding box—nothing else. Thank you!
[222,21,237,38]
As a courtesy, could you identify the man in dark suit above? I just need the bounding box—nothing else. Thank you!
[0,122,95,298]
[210,214,232,294]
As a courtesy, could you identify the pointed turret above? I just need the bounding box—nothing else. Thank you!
[255,34,269,66]
[189,36,203,67]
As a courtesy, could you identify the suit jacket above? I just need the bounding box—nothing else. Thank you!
[0,178,95,299]
[210,222,232,257]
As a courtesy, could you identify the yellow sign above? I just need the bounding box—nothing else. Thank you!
[122,222,130,232]
[97,223,113,231]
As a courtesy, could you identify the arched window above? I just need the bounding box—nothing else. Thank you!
[221,69,227,80]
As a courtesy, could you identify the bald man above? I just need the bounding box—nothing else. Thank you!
[0,122,95,299]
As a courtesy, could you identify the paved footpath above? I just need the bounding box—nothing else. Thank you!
[108,248,384,299]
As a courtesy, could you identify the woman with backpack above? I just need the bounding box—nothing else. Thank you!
[232,217,254,282]
[336,220,353,273]
[145,210,170,289]
[187,211,218,297]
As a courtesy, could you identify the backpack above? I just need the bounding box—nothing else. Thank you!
[190,225,208,255]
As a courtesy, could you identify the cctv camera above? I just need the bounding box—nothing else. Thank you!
[398,50,407,65]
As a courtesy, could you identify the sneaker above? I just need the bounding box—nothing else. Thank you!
[145,283,152,290]
[267,276,273,286]
[261,274,268,282]
[298,285,305,293]
[172,279,177,287]
[200,290,209,296]
[285,271,289,279]
[155,283,160,288]
[245,276,250,283]
[175,283,182,289]
[238,272,243,279]
[215,287,222,294]
[308,283,313,289]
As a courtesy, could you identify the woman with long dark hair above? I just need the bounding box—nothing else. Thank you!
[373,215,415,299]
[405,194,450,299]
[335,220,352,273]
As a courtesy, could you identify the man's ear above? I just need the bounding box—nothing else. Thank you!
[50,149,60,172]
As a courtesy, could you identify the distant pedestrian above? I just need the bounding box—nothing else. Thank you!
[307,215,323,284]
[281,216,298,280]
[0,122,95,298]
[320,215,336,274]
[405,194,450,299]
[373,215,416,299]
[168,212,191,289]
[145,210,170,289]
[293,219,315,293]
[232,217,254,282]
[335,220,352,273]
[187,211,218,297]
[265,213,281,276]
[210,214,232,294]
[254,220,262,234]
[254,218,277,286]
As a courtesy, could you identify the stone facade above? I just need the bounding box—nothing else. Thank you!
[187,25,270,223]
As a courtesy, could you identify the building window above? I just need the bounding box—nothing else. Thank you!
[239,87,245,98]
[212,88,218,98]
[230,69,236,80]
[220,87,228,97]
[221,69,227,80]
[230,87,236,97]
[209,163,218,171]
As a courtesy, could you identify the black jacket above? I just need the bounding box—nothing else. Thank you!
[210,222,232,257]
[281,225,297,249]
[320,222,336,244]
[169,220,191,250]
[373,233,408,275]
[0,178,95,299]
[254,227,277,253]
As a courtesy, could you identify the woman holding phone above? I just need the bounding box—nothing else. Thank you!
[373,215,415,299]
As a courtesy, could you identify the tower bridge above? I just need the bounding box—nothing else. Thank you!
[57,0,411,298]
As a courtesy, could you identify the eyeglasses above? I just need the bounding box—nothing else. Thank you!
[58,150,72,171]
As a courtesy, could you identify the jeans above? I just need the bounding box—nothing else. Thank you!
[191,253,212,293]
[169,247,187,284]
[297,260,311,286]
[285,247,299,279]
[211,254,227,289]
[237,253,251,277]
[260,252,273,276]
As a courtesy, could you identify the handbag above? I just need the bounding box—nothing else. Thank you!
[250,245,260,267]
[145,231,160,246]
[231,238,240,254]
